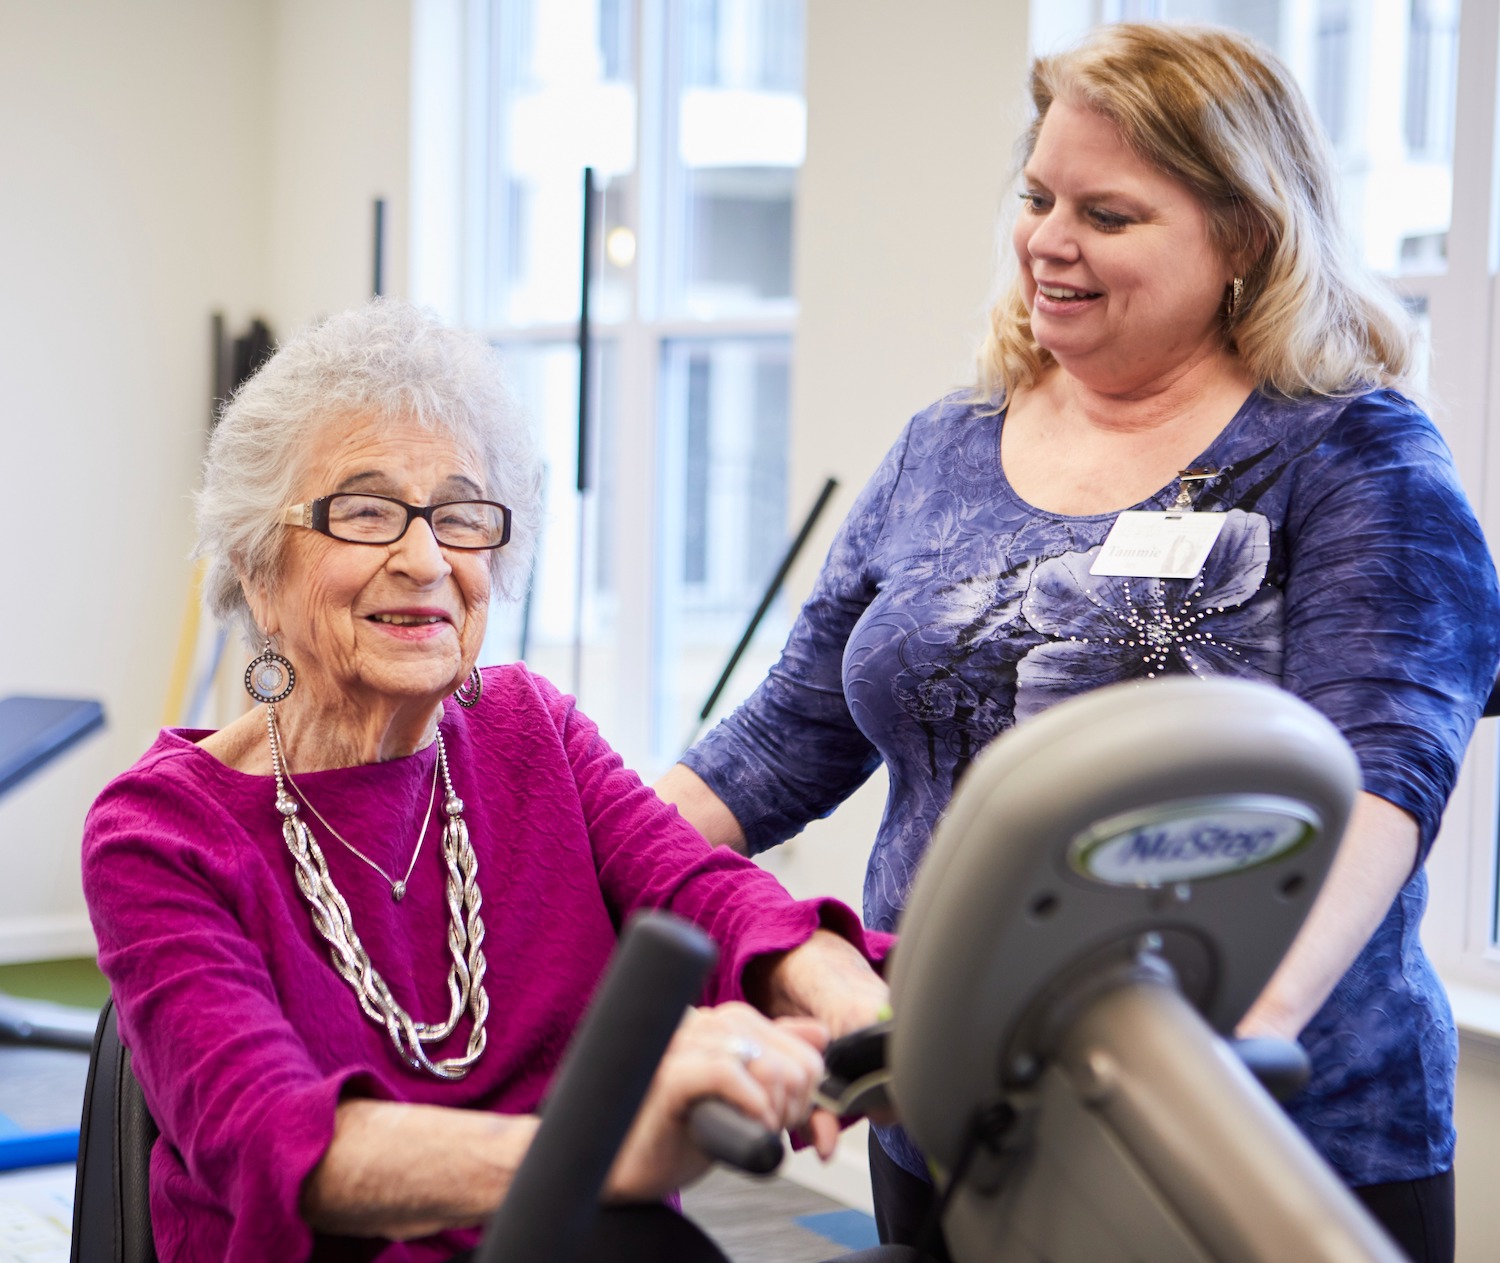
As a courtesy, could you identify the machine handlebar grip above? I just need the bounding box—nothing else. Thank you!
[1228,1036,1311,1102]
[688,1099,785,1175]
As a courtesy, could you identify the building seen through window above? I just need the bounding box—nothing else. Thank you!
[1046,0,1460,273]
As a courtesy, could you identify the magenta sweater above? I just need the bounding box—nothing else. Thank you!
[82,665,888,1262]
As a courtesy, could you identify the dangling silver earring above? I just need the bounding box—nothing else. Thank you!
[1228,276,1244,319]
[245,638,296,704]
[453,665,483,709]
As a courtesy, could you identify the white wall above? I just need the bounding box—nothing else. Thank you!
[1457,1034,1500,1262]
[753,0,1032,1202]
[0,0,413,962]
[0,1,273,959]
[755,0,1032,919]
[265,0,413,329]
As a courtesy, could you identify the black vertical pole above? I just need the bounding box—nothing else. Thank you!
[372,198,387,298]
[209,312,226,429]
[577,169,596,494]
[683,477,840,752]
[572,169,597,693]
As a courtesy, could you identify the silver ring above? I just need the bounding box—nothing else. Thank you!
[728,1036,764,1065]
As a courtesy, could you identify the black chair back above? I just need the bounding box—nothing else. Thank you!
[71,996,158,1263]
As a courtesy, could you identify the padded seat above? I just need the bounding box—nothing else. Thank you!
[71,996,158,1263]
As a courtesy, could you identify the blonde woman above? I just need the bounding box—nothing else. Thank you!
[659,23,1499,1263]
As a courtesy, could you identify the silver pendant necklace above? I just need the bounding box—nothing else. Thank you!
[265,706,489,1080]
[281,741,438,902]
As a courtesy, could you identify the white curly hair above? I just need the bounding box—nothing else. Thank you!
[195,299,542,646]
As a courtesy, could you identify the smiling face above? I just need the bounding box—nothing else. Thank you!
[1013,99,1238,396]
[252,412,493,722]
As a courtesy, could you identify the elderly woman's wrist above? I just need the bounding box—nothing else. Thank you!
[301,1103,541,1238]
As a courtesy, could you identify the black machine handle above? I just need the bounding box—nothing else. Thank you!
[688,1098,785,1175]
[1228,1035,1311,1102]
[476,912,717,1263]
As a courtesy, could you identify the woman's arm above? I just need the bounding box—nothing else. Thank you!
[303,1004,829,1239]
[1253,395,1498,1034]
[655,763,748,853]
[302,1102,538,1239]
[744,928,895,1147]
[675,419,919,856]
[1237,792,1418,1040]
[548,675,890,1012]
[652,763,893,1032]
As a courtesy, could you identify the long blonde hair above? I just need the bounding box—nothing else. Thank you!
[977,22,1416,402]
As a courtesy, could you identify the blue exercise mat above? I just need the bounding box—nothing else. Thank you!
[0,696,105,800]
[0,1046,89,1172]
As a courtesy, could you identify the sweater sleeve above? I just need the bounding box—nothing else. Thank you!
[82,765,359,1263]
[1280,391,1500,858]
[532,675,892,1003]
[681,418,916,854]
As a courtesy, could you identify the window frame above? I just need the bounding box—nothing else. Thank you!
[415,0,803,772]
[1420,0,1500,1003]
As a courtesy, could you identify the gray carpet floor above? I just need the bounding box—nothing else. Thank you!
[682,1166,879,1262]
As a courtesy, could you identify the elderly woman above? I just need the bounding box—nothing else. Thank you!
[81,300,891,1263]
[658,22,1500,1263]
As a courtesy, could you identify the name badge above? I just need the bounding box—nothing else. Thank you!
[1090,511,1226,580]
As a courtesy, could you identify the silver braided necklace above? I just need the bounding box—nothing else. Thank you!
[265,706,489,1080]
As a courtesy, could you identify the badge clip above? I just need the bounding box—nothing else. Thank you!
[1170,467,1220,515]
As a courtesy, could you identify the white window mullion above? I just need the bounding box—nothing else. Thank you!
[605,323,662,769]
[1427,0,1500,487]
[600,0,663,770]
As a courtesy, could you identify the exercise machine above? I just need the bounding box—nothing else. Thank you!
[481,676,1406,1261]
[888,675,1402,1261]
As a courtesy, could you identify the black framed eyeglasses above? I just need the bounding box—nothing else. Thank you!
[282,494,513,550]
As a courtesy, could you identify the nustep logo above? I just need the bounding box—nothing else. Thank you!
[1070,796,1318,887]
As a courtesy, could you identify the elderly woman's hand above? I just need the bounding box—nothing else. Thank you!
[605,1002,829,1202]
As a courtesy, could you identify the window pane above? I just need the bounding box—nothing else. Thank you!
[653,337,791,762]
[480,340,624,740]
[487,0,637,325]
[661,0,805,318]
[1037,0,1461,277]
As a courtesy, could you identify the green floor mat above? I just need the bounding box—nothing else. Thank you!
[0,959,107,1011]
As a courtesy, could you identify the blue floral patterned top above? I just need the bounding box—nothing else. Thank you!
[684,388,1500,1186]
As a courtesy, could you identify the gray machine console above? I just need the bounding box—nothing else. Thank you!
[890,677,1404,1263]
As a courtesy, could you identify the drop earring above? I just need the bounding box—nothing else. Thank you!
[453,666,482,709]
[245,638,296,704]
[1227,276,1244,319]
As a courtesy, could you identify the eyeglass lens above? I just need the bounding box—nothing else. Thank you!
[326,494,507,548]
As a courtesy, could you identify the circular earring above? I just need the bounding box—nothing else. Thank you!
[1227,276,1244,319]
[245,639,296,704]
[453,665,482,709]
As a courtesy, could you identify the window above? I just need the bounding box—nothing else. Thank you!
[421,0,805,772]
[1407,0,1460,159]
